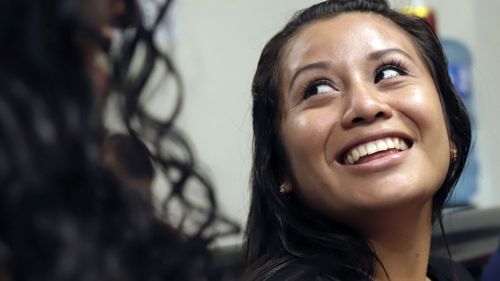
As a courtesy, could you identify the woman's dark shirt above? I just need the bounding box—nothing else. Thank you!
[427,256,475,281]
[265,256,474,281]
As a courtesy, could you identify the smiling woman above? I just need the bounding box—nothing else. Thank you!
[245,1,473,281]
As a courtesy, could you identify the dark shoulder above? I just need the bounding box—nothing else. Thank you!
[427,256,474,281]
[246,257,344,281]
[265,267,341,281]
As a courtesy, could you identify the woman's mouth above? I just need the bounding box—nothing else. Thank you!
[342,137,412,165]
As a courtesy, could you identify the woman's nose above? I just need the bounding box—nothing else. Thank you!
[341,83,393,128]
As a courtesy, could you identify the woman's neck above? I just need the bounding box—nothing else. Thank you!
[362,201,434,281]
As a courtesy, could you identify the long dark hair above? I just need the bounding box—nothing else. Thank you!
[0,0,237,280]
[245,0,471,280]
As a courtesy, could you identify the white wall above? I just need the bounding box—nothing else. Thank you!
[171,0,317,245]
[168,0,500,245]
[469,1,500,207]
[405,0,500,208]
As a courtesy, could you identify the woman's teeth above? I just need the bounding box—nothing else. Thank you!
[344,137,409,165]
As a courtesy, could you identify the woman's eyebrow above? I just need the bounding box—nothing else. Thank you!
[289,60,332,92]
[367,48,413,61]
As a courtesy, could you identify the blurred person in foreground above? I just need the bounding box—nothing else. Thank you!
[103,133,154,201]
[0,0,238,280]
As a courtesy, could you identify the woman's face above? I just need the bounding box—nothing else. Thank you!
[278,12,450,226]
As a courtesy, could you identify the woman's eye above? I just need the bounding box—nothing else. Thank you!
[303,81,335,99]
[374,65,407,83]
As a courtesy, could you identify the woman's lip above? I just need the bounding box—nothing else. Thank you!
[334,131,413,164]
[343,148,410,173]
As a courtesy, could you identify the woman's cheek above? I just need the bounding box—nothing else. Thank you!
[284,110,335,158]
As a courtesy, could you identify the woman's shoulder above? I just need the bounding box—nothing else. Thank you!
[246,256,346,281]
[427,256,475,281]
[260,259,371,281]
[265,269,341,281]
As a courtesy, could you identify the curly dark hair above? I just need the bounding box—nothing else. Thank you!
[0,0,238,280]
[245,0,471,280]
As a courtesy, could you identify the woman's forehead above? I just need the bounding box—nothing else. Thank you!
[280,12,420,79]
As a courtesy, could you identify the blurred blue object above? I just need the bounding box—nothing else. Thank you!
[442,38,479,206]
[481,244,500,281]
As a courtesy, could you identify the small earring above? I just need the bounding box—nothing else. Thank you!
[279,184,286,194]
[451,147,458,162]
